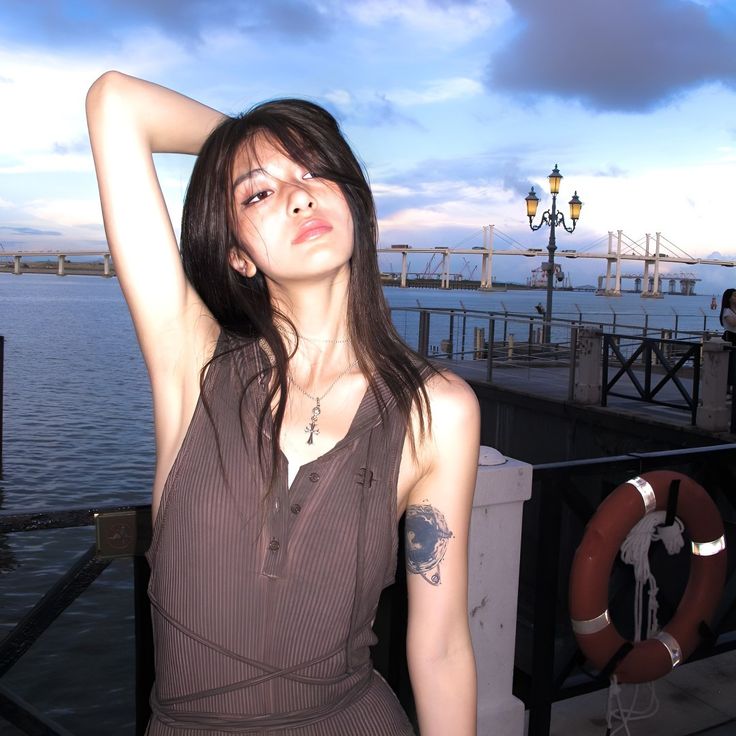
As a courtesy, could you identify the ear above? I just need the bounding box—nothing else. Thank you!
[228,248,257,278]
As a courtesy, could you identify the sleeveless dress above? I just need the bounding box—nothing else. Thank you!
[145,336,415,735]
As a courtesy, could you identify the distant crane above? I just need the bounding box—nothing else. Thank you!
[460,258,477,280]
[422,252,443,277]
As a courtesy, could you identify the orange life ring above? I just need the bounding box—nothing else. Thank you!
[569,470,726,684]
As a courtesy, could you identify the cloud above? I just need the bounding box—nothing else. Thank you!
[0,225,62,236]
[23,199,103,229]
[325,77,481,128]
[595,165,628,178]
[345,0,511,45]
[377,149,535,203]
[0,49,109,172]
[372,183,416,198]
[52,140,90,156]
[385,77,483,106]
[325,91,422,128]
[0,0,333,48]
[0,39,187,174]
[237,0,333,39]
[486,0,736,112]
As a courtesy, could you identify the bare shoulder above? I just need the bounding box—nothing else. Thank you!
[423,369,480,433]
[404,369,479,484]
[398,368,480,513]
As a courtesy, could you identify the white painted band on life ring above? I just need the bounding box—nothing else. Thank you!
[629,476,657,514]
[654,631,682,668]
[571,609,611,635]
[691,535,726,557]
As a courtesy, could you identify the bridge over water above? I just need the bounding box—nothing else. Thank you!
[3,227,735,292]
[0,250,112,276]
[378,227,736,295]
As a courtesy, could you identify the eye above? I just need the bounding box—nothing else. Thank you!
[243,189,272,206]
[302,171,316,180]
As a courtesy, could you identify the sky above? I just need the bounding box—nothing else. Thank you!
[1,0,735,292]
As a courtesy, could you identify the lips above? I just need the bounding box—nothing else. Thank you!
[292,218,333,245]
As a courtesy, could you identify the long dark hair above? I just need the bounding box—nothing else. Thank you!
[720,288,736,328]
[180,99,436,485]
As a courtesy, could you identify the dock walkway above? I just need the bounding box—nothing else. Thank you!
[442,359,736,736]
[444,358,729,433]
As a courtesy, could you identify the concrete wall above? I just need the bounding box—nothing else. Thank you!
[469,380,728,465]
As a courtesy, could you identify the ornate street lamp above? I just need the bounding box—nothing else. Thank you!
[524,165,582,343]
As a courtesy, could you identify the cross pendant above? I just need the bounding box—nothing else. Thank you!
[305,421,319,445]
[304,398,321,445]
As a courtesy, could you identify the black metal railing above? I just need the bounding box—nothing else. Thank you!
[395,307,581,374]
[390,305,712,359]
[601,334,702,424]
[0,505,152,735]
[517,443,736,736]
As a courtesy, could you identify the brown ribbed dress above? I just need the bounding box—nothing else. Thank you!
[145,337,415,735]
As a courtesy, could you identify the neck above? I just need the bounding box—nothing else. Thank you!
[268,269,356,380]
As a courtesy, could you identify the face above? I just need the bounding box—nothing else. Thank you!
[229,136,354,288]
[730,292,736,310]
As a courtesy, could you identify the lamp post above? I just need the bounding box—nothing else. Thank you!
[525,165,582,343]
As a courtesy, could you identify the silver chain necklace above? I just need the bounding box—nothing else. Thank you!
[299,335,352,344]
[288,359,359,444]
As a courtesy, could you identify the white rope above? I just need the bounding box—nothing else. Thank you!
[605,510,684,736]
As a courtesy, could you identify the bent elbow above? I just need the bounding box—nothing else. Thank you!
[86,70,127,118]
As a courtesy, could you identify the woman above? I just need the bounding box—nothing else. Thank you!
[720,289,736,342]
[720,288,736,388]
[86,72,478,735]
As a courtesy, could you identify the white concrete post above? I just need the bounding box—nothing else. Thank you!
[13,255,21,275]
[697,338,730,431]
[652,233,661,297]
[57,254,65,276]
[613,230,622,295]
[572,327,603,404]
[103,253,111,277]
[400,252,408,288]
[642,233,651,297]
[487,225,494,290]
[469,447,532,736]
[605,231,613,292]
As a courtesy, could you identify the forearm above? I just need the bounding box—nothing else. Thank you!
[86,70,225,155]
[84,70,223,356]
[409,641,477,735]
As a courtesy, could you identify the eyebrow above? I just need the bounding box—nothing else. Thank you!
[232,167,268,191]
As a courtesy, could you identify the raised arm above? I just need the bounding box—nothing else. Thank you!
[86,71,224,377]
[404,373,479,735]
[87,72,227,513]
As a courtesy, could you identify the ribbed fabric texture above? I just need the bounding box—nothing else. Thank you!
[145,336,414,735]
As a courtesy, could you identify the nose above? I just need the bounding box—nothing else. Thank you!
[289,185,314,215]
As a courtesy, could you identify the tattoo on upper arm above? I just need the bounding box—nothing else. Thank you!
[405,502,454,586]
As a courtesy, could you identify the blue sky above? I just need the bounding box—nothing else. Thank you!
[1,0,735,291]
